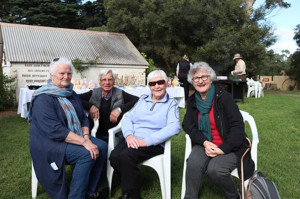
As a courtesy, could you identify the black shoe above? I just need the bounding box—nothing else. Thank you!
[237,189,242,199]
[86,190,108,199]
[118,192,131,199]
[96,187,109,199]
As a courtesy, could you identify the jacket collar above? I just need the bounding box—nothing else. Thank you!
[144,92,169,103]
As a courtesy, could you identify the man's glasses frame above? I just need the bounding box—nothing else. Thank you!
[148,80,166,86]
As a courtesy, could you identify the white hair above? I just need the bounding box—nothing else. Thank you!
[147,70,168,85]
[187,62,216,84]
[99,69,116,81]
[49,57,74,75]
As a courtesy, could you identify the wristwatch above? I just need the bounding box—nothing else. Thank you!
[117,107,122,114]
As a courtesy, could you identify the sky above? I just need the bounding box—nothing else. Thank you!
[83,0,299,54]
[254,0,299,54]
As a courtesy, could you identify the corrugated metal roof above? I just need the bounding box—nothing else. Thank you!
[0,22,148,66]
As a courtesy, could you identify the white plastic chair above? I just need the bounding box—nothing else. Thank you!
[31,116,99,199]
[107,117,171,199]
[255,81,264,98]
[246,78,256,98]
[181,110,259,199]
[247,78,264,99]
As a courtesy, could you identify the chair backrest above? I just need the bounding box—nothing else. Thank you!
[240,110,259,169]
[181,110,259,199]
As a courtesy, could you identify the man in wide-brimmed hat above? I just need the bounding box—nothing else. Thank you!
[231,53,246,80]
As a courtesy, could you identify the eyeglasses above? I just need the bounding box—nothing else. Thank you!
[148,80,165,86]
[192,75,209,82]
[100,78,114,82]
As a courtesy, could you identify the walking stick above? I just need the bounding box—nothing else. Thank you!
[240,137,252,199]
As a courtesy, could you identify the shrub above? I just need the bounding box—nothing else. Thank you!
[0,74,16,111]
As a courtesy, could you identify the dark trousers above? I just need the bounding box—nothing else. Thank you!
[180,78,190,100]
[237,74,246,81]
[109,139,164,199]
[184,145,239,199]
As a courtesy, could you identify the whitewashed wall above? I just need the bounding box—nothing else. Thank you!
[78,66,147,87]
[6,63,147,101]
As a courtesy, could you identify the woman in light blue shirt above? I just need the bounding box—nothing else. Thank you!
[110,70,181,199]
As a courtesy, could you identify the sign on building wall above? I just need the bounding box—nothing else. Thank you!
[16,63,50,89]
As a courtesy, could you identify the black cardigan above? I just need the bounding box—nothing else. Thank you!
[79,89,138,138]
[182,85,254,180]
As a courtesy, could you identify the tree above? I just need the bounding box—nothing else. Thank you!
[244,0,290,18]
[287,24,300,85]
[293,24,300,48]
[0,0,84,29]
[81,0,107,29]
[104,0,290,76]
[258,50,291,76]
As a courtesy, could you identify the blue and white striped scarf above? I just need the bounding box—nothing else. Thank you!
[27,79,83,137]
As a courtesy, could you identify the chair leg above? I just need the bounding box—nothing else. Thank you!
[181,163,187,199]
[107,160,114,198]
[154,164,167,199]
[165,171,171,199]
[32,163,38,199]
[164,162,171,199]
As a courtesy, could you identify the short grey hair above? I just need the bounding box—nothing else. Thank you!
[147,70,168,85]
[187,62,216,84]
[49,57,74,75]
[99,69,115,81]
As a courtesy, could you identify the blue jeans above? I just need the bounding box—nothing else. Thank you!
[65,137,108,199]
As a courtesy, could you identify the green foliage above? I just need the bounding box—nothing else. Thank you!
[0,0,106,29]
[293,24,300,47]
[287,51,300,83]
[103,0,286,76]
[141,52,156,76]
[258,50,291,76]
[0,72,16,111]
[72,56,99,77]
[86,25,108,32]
[1,93,300,198]
[287,24,300,87]
[81,0,107,29]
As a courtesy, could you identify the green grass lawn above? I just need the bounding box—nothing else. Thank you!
[0,92,299,199]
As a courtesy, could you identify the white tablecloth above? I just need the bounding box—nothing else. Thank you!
[18,86,185,118]
[17,88,90,118]
[120,86,185,108]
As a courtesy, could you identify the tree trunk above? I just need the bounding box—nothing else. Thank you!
[244,0,256,18]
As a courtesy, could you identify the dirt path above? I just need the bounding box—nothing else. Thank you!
[0,110,17,120]
[265,93,300,97]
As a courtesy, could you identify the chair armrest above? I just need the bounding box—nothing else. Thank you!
[107,122,122,157]
[184,134,192,162]
[163,138,171,164]
[91,119,99,137]
[85,111,99,138]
